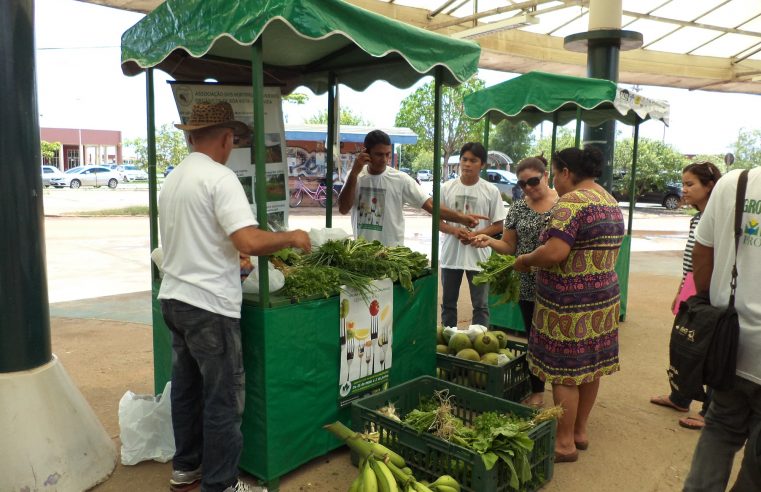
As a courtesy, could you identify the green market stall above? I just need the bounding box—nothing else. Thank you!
[464,71,670,327]
[120,0,480,489]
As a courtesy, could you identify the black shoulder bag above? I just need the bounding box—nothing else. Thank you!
[667,169,748,401]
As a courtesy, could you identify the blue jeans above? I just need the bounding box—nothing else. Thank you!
[683,376,761,491]
[161,299,245,492]
[441,268,489,328]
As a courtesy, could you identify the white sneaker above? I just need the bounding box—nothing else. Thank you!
[223,479,267,492]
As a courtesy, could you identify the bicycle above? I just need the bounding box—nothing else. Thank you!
[289,176,339,208]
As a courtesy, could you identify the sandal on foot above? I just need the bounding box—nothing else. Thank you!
[678,415,705,430]
[649,395,689,412]
[575,440,589,450]
[554,450,579,463]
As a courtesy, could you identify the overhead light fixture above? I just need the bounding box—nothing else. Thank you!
[450,14,539,39]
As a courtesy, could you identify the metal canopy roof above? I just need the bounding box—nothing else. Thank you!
[78,0,761,94]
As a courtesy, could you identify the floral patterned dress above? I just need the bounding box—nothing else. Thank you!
[527,189,625,385]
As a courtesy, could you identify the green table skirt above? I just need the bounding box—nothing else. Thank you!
[151,274,437,481]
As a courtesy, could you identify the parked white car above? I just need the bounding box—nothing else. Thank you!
[485,169,518,197]
[417,169,433,181]
[41,165,65,187]
[119,164,149,182]
[49,166,120,189]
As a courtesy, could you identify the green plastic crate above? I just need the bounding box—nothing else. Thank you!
[436,340,530,403]
[351,376,555,492]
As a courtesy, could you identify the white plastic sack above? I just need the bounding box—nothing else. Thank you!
[308,227,350,248]
[242,261,285,294]
[150,247,164,271]
[119,382,175,465]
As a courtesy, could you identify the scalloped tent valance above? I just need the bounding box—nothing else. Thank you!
[120,0,481,94]
[463,71,670,127]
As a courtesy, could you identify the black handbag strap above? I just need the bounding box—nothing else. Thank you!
[730,169,750,307]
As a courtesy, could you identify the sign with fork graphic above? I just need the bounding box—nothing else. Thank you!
[338,278,393,407]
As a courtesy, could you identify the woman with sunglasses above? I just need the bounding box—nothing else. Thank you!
[472,155,557,407]
[650,161,721,430]
[514,147,624,463]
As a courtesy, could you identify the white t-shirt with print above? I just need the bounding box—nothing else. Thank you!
[351,167,429,246]
[695,167,761,384]
[440,178,507,271]
[158,152,258,319]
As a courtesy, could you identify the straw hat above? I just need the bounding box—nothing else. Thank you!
[175,101,250,136]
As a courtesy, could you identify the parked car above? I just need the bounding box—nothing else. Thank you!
[163,165,175,177]
[612,181,682,209]
[485,169,518,197]
[417,169,433,181]
[49,166,120,189]
[120,164,149,182]
[41,165,65,187]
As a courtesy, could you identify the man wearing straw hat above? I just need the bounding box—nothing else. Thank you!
[160,101,310,492]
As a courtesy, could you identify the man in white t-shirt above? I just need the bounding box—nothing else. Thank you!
[338,130,486,247]
[684,167,761,491]
[159,102,310,492]
[439,142,506,327]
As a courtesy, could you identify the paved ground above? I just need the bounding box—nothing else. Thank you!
[38,189,744,491]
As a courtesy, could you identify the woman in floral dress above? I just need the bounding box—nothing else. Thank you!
[513,146,624,463]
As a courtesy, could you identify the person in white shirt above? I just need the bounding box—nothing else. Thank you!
[338,130,486,247]
[159,102,310,492]
[439,142,506,327]
[684,167,761,491]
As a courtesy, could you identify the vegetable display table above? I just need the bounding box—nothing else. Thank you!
[151,274,436,489]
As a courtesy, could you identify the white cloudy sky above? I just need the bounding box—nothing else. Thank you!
[34,0,761,156]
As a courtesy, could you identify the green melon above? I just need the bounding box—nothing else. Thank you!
[448,332,472,353]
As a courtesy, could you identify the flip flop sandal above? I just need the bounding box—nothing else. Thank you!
[678,416,705,430]
[649,395,689,412]
[575,440,589,450]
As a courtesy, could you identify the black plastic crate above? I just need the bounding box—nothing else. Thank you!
[351,376,555,492]
[436,340,530,402]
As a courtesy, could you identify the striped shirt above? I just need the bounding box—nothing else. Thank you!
[682,212,702,278]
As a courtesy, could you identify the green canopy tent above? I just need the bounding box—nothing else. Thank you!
[463,71,670,323]
[121,0,479,487]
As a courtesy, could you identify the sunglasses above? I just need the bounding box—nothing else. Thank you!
[517,176,542,189]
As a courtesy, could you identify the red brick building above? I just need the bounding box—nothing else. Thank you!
[40,128,122,171]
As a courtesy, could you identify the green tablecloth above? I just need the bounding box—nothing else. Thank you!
[151,274,437,482]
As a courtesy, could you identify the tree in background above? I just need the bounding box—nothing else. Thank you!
[530,127,576,159]
[40,140,60,164]
[282,92,310,123]
[395,77,485,172]
[125,124,188,173]
[733,128,761,169]
[488,120,534,166]
[306,108,372,126]
[611,137,685,197]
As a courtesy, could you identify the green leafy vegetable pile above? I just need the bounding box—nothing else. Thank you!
[275,238,429,301]
[400,391,561,490]
[472,253,521,305]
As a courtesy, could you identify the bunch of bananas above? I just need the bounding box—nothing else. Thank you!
[348,454,462,492]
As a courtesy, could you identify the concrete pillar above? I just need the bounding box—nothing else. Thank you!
[563,0,642,191]
[0,1,116,489]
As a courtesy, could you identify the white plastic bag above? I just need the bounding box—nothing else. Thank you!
[242,261,285,294]
[308,227,350,248]
[118,382,175,465]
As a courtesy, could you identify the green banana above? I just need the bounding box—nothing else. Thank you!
[370,442,406,468]
[412,482,434,492]
[430,486,458,492]
[361,458,379,492]
[349,474,362,492]
[370,457,399,492]
[431,475,460,492]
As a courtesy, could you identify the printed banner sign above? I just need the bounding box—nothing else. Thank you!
[171,83,289,229]
[338,278,393,407]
